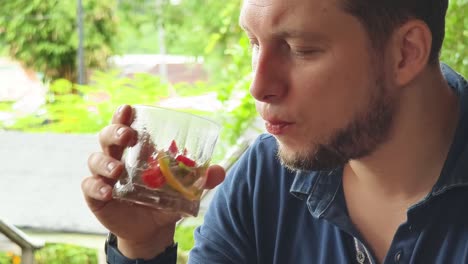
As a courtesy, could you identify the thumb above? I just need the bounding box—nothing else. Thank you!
[204,165,226,189]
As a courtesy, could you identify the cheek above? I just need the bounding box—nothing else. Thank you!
[288,60,373,130]
[289,59,335,104]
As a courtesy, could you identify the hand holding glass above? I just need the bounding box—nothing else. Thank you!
[112,105,220,216]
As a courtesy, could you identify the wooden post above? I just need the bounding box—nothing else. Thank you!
[21,248,35,264]
[0,219,44,264]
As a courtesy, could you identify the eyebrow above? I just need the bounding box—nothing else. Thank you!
[240,21,328,42]
[275,29,328,41]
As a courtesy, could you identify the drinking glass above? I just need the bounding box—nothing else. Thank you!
[112,105,221,216]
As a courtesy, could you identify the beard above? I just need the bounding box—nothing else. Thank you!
[277,73,397,171]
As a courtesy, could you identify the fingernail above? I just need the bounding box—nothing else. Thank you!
[117,127,125,136]
[117,105,124,113]
[107,162,116,172]
[100,186,111,195]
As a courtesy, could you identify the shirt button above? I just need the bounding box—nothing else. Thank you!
[408,225,413,231]
[394,251,403,263]
[356,250,366,263]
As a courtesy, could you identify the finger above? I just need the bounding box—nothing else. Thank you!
[81,176,114,204]
[99,124,138,159]
[112,105,135,125]
[88,152,124,180]
[204,165,226,189]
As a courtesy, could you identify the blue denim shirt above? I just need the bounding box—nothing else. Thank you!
[189,65,468,264]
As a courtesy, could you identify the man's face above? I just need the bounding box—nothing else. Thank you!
[240,0,398,171]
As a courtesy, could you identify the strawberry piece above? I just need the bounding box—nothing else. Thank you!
[141,166,166,188]
[168,140,178,155]
[147,155,157,166]
[176,155,196,167]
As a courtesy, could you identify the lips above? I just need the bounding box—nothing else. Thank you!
[264,120,294,135]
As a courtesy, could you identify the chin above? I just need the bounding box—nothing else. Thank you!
[275,137,303,155]
[275,133,306,149]
[276,139,315,170]
[276,142,295,160]
[276,137,349,172]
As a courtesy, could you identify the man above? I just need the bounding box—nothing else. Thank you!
[83,0,468,263]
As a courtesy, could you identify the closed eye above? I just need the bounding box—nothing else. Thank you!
[288,44,324,58]
[292,49,321,56]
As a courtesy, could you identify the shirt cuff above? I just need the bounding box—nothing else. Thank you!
[106,239,178,264]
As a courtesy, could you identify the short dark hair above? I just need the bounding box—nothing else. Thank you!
[340,0,449,64]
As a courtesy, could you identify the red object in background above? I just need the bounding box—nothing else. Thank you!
[176,155,196,167]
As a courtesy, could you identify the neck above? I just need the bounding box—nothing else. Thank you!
[345,66,460,201]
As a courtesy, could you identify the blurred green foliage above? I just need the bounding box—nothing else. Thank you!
[116,0,244,59]
[0,252,18,264]
[0,0,117,82]
[175,225,196,252]
[3,71,171,133]
[441,0,468,77]
[115,0,257,146]
[35,243,97,264]
[0,42,7,56]
[0,0,256,162]
[0,243,97,264]
[174,225,197,263]
[0,102,14,112]
[0,70,243,163]
[0,225,196,264]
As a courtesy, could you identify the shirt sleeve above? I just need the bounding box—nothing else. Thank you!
[188,140,258,263]
[106,241,177,264]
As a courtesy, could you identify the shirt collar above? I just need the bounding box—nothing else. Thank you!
[289,63,468,212]
[289,170,318,200]
[290,168,343,218]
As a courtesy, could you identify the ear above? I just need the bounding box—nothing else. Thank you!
[389,20,432,86]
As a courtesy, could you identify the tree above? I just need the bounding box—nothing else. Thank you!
[0,0,118,82]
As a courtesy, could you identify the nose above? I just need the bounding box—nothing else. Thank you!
[249,47,288,103]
